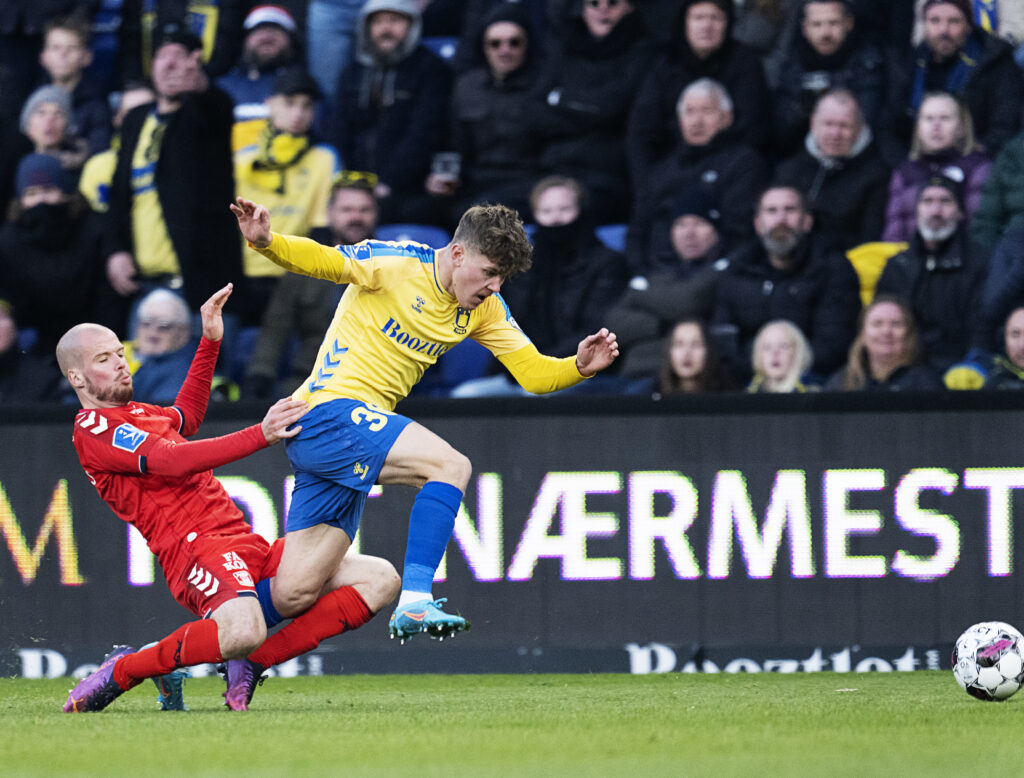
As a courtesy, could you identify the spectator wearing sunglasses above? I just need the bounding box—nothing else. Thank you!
[417,2,543,229]
[525,0,655,223]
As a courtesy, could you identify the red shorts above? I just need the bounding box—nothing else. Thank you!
[168,534,285,618]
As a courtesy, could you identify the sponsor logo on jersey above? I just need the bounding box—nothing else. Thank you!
[411,296,426,314]
[221,551,247,571]
[454,307,471,335]
[112,423,148,452]
[380,318,450,357]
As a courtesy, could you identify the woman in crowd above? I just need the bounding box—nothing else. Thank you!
[826,295,942,391]
[656,318,734,396]
[882,91,991,242]
[746,319,815,393]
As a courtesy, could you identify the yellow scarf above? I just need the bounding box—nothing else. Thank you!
[243,126,310,194]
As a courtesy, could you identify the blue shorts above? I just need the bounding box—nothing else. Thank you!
[284,399,413,537]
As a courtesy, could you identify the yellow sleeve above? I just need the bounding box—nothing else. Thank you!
[498,343,588,394]
[250,232,378,287]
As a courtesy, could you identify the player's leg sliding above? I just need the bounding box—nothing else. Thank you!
[389,481,471,643]
[62,620,223,713]
[221,585,376,711]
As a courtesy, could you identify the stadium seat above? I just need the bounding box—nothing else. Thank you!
[421,36,459,63]
[376,223,451,248]
[595,223,627,252]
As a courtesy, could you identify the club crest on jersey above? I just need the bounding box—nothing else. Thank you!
[233,571,255,588]
[454,307,471,335]
[112,423,148,452]
[352,243,372,260]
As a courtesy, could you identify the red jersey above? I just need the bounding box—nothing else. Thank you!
[71,338,269,586]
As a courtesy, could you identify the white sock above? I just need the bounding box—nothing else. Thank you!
[397,590,432,607]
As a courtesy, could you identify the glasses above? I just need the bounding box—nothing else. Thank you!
[334,169,379,189]
[138,319,182,332]
[585,0,623,8]
[485,36,524,50]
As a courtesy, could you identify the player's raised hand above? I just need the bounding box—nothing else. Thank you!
[230,197,272,248]
[575,328,619,377]
[199,283,233,341]
[260,398,308,445]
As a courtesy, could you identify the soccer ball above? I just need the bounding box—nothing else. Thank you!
[952,621,1024,701]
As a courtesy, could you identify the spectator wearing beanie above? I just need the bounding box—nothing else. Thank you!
[19,83,89,177]
[0,153,120,353]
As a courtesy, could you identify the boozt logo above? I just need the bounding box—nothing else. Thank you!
[112,423,148,452]
[380,318,450,357]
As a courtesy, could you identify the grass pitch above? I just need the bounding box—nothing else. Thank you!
[3,672,1024,776]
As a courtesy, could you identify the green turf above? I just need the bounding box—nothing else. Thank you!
[3,672,1024,776]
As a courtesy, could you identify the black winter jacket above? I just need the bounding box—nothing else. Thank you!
[107,86,241,311]
[874,228,991,372]
[711,234,862,376]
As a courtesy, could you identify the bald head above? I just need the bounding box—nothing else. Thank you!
[56,323,133,407]
[56,323,116,376]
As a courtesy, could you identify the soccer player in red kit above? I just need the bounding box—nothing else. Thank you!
[59,284,399,712]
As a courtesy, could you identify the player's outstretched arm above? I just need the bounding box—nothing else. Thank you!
[200,283,233,341]
[260,398,308,445]
[230,197,272,248]
[575,328,619,377]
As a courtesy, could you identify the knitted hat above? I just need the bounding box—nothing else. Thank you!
[244,4,298,33]
[671,188,722,228]
[19,85,72,134]
[15,153,68,194]
[921,0,973,25]
[155,20,203,53]
[917,172,965,208]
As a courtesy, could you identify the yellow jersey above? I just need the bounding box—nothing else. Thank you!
[253,233,586,410]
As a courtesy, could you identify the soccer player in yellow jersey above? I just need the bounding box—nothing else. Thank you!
[228,195,618,676]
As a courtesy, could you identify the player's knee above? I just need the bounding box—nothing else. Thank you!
[438,449,472,491]
[274,584,321,619]
[218,617,267,659]
[358,559,401,612]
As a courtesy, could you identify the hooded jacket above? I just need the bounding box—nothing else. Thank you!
[332,0,451,193]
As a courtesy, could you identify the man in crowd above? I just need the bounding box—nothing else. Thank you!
[875,174,991,377]
[627,78,769,276]
[711,184,861,379]
[331,0,451,222]
[217,5,305,150]
[775,88,890,253]
[104,22,242,330]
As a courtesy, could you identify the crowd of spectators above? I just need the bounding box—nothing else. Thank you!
[2,0,1024,404]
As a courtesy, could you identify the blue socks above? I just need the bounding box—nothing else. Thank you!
[402,481,463,595]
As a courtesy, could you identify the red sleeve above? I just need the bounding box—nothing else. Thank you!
[173,337,220,437]
[142,424,269,477]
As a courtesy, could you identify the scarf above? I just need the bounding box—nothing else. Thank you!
[244,124,310,194]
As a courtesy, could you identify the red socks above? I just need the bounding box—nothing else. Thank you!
[248,586,373,669]
[113,619,222,690]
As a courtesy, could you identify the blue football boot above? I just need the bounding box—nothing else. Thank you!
[388,598,470,644]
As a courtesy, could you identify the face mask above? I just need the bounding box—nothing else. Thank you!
[16,202,73,249]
